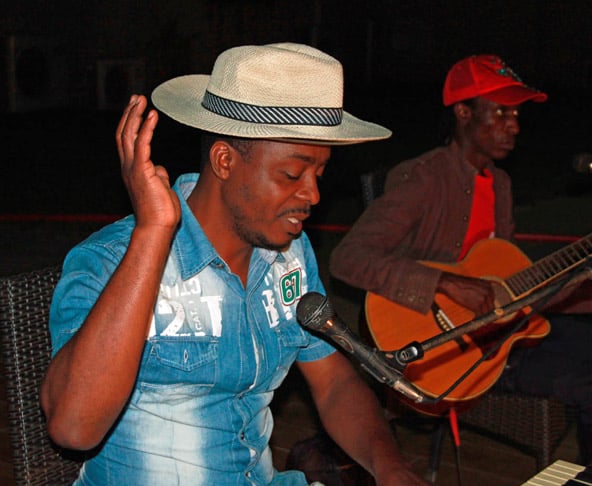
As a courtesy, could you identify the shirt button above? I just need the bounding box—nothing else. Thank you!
[462,215,468,221]
[240,432,245,440]
[465,189,472,195]
[245,471,251,478]
[455,242,462,248]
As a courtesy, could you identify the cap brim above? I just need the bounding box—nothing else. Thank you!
[151,75,392,145]
[482,85,548,105]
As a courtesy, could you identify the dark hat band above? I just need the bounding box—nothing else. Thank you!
[202,90,343,126]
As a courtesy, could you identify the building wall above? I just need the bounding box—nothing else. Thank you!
[0,0,590,112]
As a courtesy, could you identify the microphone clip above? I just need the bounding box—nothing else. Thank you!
[384,341,424,368]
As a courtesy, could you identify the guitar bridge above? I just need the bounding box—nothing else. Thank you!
[431,303,469,352]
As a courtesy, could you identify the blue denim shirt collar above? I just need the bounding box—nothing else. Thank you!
[171,173,282,282]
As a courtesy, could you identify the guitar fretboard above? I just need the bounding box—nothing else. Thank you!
[506,234,592,297]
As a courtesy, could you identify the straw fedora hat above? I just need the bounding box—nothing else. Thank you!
[151,42,391,145]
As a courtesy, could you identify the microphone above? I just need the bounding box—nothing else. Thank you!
[296,292,426,403]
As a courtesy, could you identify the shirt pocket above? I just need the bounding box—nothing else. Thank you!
[276,322,310,348]
[139,337,219,388]
[267,322,311,390]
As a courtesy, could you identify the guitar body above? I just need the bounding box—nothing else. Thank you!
[365,238,551,415]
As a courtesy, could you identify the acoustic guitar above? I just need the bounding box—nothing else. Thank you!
[365,235,592,415]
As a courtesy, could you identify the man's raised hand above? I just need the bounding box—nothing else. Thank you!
[116,95,181,230]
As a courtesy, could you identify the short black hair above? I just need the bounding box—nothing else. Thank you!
[200,134,254,168]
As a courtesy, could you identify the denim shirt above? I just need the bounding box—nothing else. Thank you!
[49,173,336,485]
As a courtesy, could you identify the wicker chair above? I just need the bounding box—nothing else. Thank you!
[358,168,570,473]
[0,266,83,485]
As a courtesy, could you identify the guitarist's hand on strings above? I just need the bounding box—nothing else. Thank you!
[437,272,496,316]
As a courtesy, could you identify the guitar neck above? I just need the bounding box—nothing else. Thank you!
[506,233,592,298]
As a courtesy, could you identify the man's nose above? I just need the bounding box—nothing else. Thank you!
[297,178,320,206]
[507,116,520,135]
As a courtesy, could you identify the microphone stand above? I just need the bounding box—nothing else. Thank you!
[384,261,592,402]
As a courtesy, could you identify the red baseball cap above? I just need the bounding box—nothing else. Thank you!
[442,54,548,106]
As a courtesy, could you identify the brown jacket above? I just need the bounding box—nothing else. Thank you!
[330,140,592,315]
[329,141,514,315]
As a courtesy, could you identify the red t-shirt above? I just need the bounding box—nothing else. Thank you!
[458,168,495,261]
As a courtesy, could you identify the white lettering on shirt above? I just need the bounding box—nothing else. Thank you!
[262,289,280,328]
[152,276,223,338]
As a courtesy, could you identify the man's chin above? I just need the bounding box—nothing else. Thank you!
[262,232,302,252]
[492,147,514,160]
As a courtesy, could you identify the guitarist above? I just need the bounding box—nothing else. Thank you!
[329,54,592,465]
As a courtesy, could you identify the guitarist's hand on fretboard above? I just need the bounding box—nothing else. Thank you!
[436,272,496,316]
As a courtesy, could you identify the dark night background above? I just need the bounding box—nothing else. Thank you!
[2,4,592,483]
[1,0,592,221]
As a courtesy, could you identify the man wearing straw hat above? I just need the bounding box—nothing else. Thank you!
[40,43,427,485]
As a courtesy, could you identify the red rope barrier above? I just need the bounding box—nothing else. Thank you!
[514,233,580,243]
[305,223,351,233]
[0,215,582,244]
[0,214,122,223]
[306,223,582,243]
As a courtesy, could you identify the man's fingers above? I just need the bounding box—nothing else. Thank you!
[115,95,139,160]
[118,96,148,167]
[133,109,159,167]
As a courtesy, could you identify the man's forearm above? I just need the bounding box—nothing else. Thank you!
[41,226,174,449]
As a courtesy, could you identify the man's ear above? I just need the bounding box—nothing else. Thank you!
[454,102,470,119]
[454,102,471,121]
[208,141,235,180]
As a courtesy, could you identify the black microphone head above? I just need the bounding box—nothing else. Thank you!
[296,292,334,331]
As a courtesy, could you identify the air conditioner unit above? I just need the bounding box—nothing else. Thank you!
[2,35,68,112]
[97,59,145,110]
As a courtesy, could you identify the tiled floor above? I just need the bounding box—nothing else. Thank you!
[0,222,582,485]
